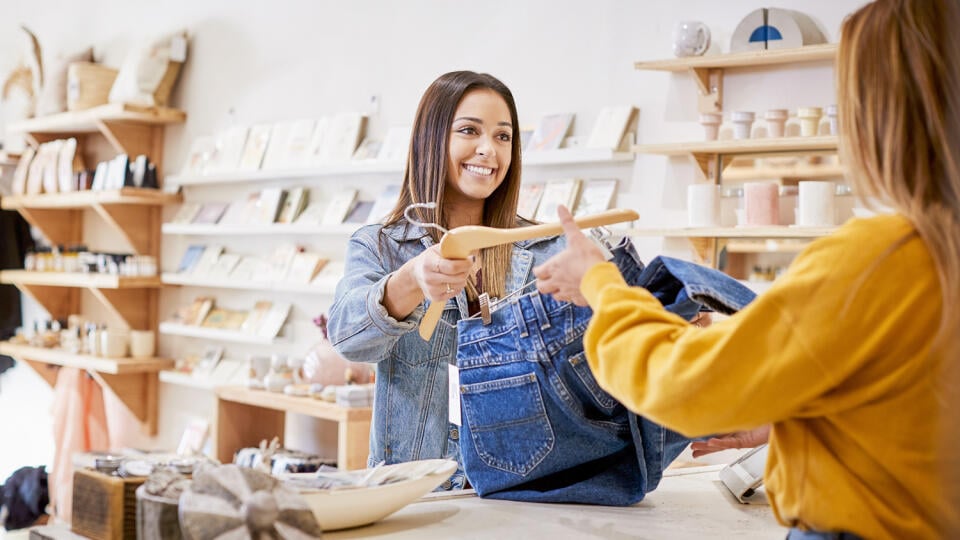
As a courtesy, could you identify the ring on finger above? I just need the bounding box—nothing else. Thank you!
[445,283,453,294]
[434,261,440,273]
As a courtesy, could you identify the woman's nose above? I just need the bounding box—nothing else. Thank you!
[476,138,495,157]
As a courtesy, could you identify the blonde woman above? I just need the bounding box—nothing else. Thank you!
[534,0,960,537]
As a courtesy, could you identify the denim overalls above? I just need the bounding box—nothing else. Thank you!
[455,239,757,505]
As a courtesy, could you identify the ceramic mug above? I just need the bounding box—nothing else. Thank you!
[673,21,711,57]
[129,330,156,358]
[100,330,129,358]
[687,184,721,227]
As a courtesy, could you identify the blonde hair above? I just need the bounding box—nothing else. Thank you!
[838,0,960,349]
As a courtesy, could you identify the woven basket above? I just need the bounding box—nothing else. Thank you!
[67,62,119,111]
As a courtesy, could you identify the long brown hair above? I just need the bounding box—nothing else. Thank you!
[840,2,960,530]
[838,0,960,349]
[381,71,522,299]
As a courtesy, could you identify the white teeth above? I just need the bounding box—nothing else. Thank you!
[464,164,493,175]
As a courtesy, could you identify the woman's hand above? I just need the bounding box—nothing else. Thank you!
[533,205,607,306]
[411,245,473,302]
[690,425,771,458]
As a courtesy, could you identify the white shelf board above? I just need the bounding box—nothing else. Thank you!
[162,223,360,236]
[162,273,338,294]
[167,160,406,186]
[523,148,634,166]
[158,322,284,345]
[158,370,219,390]
[622,226,837,238]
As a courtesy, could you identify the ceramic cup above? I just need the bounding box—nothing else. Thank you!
[765,109,789,138]
[731,111,756,140]
[742,182,780,226]
[129,330,156,358]
[673,21,711,57]
[797,181,836,226]
[699,112,723,141]
[797,107,823,137]
[100,330,129,358]
[687,184,721,227]
[825,104,838,135]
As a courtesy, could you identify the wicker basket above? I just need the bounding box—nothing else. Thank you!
[67,62,119,111]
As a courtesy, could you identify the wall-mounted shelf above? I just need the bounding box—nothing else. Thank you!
[167,161,406,187]
[0,270,161,289]
[523,148,634,166]
[161,223,358,236]
[214,385,371,470]
[623,226,837,238]
[1,188,181,209]
[0,341,173,435]
[158,322,286,345]
[162,273,337,294]
[725,239,812,253]
[6,103,186,134]
[634,44,837,113]
[721,163,846,182]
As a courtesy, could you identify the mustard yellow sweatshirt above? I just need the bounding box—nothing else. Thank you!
[581,215,954,539]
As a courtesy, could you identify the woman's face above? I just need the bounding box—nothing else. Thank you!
[445,88,513,205]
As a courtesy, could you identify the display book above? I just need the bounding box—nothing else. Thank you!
[521,105,637,153]
[174,240,333,287]
[519,178,618,222]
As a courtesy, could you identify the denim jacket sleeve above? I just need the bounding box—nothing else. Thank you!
[327,225,426,363]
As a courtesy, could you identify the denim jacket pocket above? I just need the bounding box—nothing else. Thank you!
[460,373,555,476]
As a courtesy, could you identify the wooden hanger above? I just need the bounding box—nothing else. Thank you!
[418,208,639,340]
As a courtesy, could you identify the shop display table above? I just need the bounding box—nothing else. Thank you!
[213,386,372,470]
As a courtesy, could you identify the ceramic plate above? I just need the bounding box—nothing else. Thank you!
[283,459,457,531]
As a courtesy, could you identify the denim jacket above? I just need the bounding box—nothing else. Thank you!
[327,221,567,478]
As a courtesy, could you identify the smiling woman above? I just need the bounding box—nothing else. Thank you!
[326,71,572,490]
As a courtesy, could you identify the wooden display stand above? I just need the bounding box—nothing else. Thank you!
[213,386,372,471]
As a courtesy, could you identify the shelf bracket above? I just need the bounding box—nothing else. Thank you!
[688,237,719,267]
[87,288,158,330]
[91,204,161,256]
[96,121,166,179]
[691,68,723,113]
[16,208,83,247]
[22,359,60,387]
[16,284,80,320]
[91,371,160,435]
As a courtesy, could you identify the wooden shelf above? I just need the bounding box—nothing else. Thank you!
[634,136,838,157]
[0,270,161,289]
[162,273,337,294]
[634,44,836,114]
[161,223,358,236]
[634,44,837,72]
[522,148,634,166]
[0,341,173,435]
[214,385,371,470]
[1,188,181,209]
[158,322,285,345]
[623,225,837,238]
[6,103,186,134]
[726,239,812,253]
[721,163,846,181]
[168,161,405,186]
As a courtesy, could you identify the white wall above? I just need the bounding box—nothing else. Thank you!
[0,0,868,477]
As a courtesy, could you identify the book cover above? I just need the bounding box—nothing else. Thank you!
[219,193,260,226]
[237,124,272,171]
[171,202,203,225]
[240,300,273,334]
[191,245,225,276]
[306,116,329,163]
[574,178,618,216]
[517,183,545,221]
[229,256,270,282]
[527,113,575,152]
[191,202,229,225]
[256,302,292,338]
[192,345,224,377]
[316,112,366,162]
[277,187,308,224]
[255,187,287,224]
[586,106,637,150]
[535,178,583,222]
[177,296,214,326]
[293,202,326,226]
[201,308,247,329]
[177,244,207,274]
[366,184,401,224]
[284,119,318,168]
[266,243,302,282]
[260,120,296,170]
[320,188,359,226]
[343,200,374,224]
[377,126,412,162]
[351,138,381,160]
[183,136,215,175]
[176,417,211,455]
[208,253,242,278]
[310,260,345,289]
[286,252,328,284]
[208,126,249,173]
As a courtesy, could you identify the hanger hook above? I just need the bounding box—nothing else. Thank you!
[403,202,449,235]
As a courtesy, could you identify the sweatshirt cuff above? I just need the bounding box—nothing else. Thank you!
[581,262,629,308]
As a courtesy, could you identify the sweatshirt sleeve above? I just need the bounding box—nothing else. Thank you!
[579,261,839,437]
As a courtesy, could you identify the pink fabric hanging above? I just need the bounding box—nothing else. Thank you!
[49,367,110,522]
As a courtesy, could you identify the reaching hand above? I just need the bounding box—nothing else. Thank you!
[412,245,473,302]
[690,425,771,458]
[533,205,607,306]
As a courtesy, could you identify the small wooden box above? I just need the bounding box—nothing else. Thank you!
[71,468,144,540]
